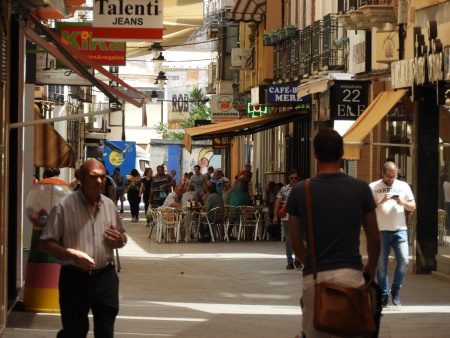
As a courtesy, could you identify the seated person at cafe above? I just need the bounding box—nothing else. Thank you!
[199,185,224,242]
[228,180,251,240]
[222,170,252,205]
[210,169,224,195]
[181,184,202,207]
[163,185,183,207]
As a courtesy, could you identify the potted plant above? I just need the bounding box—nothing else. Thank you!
[285,24,297,38]
[247,22,259,48]
[263,33,271,46]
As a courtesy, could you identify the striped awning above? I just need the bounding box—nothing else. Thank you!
[229,0,266,23]
[34,105,75,169]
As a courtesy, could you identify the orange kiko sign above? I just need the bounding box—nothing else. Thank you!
[57,22,126,66]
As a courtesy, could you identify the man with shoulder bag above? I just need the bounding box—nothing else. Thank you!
[288,128,381,337]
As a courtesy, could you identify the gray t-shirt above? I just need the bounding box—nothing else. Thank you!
[190,173,206,194]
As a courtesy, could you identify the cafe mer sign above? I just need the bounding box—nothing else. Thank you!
[92,0,164,41]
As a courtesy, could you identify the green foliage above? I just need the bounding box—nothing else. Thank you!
[154,86,211,140]
[154,121,184,140]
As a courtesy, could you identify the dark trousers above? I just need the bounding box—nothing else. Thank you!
[143,193,150,215]
[127,190,141,218]
[58,266,119,338]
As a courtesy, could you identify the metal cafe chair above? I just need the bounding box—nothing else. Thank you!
[157,207,181,243]
[238,206,260,241]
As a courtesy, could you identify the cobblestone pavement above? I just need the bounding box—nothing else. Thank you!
[4,210,450,337]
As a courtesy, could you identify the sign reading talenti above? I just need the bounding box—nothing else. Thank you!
[92,0,164,41]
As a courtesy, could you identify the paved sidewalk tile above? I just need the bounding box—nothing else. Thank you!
[5,213,450,337]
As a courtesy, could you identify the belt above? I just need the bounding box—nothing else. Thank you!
[63,263,115,276]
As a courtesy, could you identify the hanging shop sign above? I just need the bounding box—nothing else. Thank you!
[57,22,126,66]
[92,0,164,41]
[330,81,369,120]
[211,95,239,123]
[267,84,311,104]
[35,52,94,86]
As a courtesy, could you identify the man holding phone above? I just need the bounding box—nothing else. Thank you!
[370,161,416,307]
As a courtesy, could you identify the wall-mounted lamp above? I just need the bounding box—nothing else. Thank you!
[156,71,167,90]
[333,36,350,49]
[149,43,163,58]
[150,90,159,103]
[153,53,165,68]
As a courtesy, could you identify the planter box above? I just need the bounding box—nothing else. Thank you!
[263,35,271,46]
[278,30,286,41]
[285,27,296,38]
[270,33,279,45]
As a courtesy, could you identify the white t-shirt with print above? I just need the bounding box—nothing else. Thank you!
[369,179,414,231]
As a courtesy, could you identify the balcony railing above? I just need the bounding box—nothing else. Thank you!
[271,15,349,83]
[272,29,306,83]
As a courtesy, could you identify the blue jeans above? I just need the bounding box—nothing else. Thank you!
[281,220,293,264]
[376,230,409,296]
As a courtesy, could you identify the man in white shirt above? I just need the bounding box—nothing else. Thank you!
[163,185,183,207]
[370,161,416,307]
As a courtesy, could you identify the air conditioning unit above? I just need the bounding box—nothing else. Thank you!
[231,48,253,69]
[231,48,243,67]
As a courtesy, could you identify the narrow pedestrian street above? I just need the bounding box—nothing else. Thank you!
[5,208,450,337]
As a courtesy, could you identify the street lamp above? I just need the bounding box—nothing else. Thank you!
[333,37,349,49]
[153,53,165,69]
[149,42,163,58]
[150,90,159,103]
[156,71,167,90]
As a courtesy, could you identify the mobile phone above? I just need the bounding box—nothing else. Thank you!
[391,195,399,199]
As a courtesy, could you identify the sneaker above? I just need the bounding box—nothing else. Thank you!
[286,263,295,270]
[294,259,303,269]
[381,295,389,308]
[391,289,401,306]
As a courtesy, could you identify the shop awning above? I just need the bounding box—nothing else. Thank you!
[34,107,75,168]
[184,110,307,152]
[342,89,408,160]
[229,0,266,23]
[296,77,331,98]
[24,18,148,108]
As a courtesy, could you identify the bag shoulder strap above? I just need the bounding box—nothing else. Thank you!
[305,178,317,281]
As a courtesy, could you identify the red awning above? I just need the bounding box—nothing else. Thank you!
[229,0,266,23]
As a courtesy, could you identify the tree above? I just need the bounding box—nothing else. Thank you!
[154,87,210,140]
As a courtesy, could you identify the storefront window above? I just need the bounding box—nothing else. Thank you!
[385,103,414,184]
